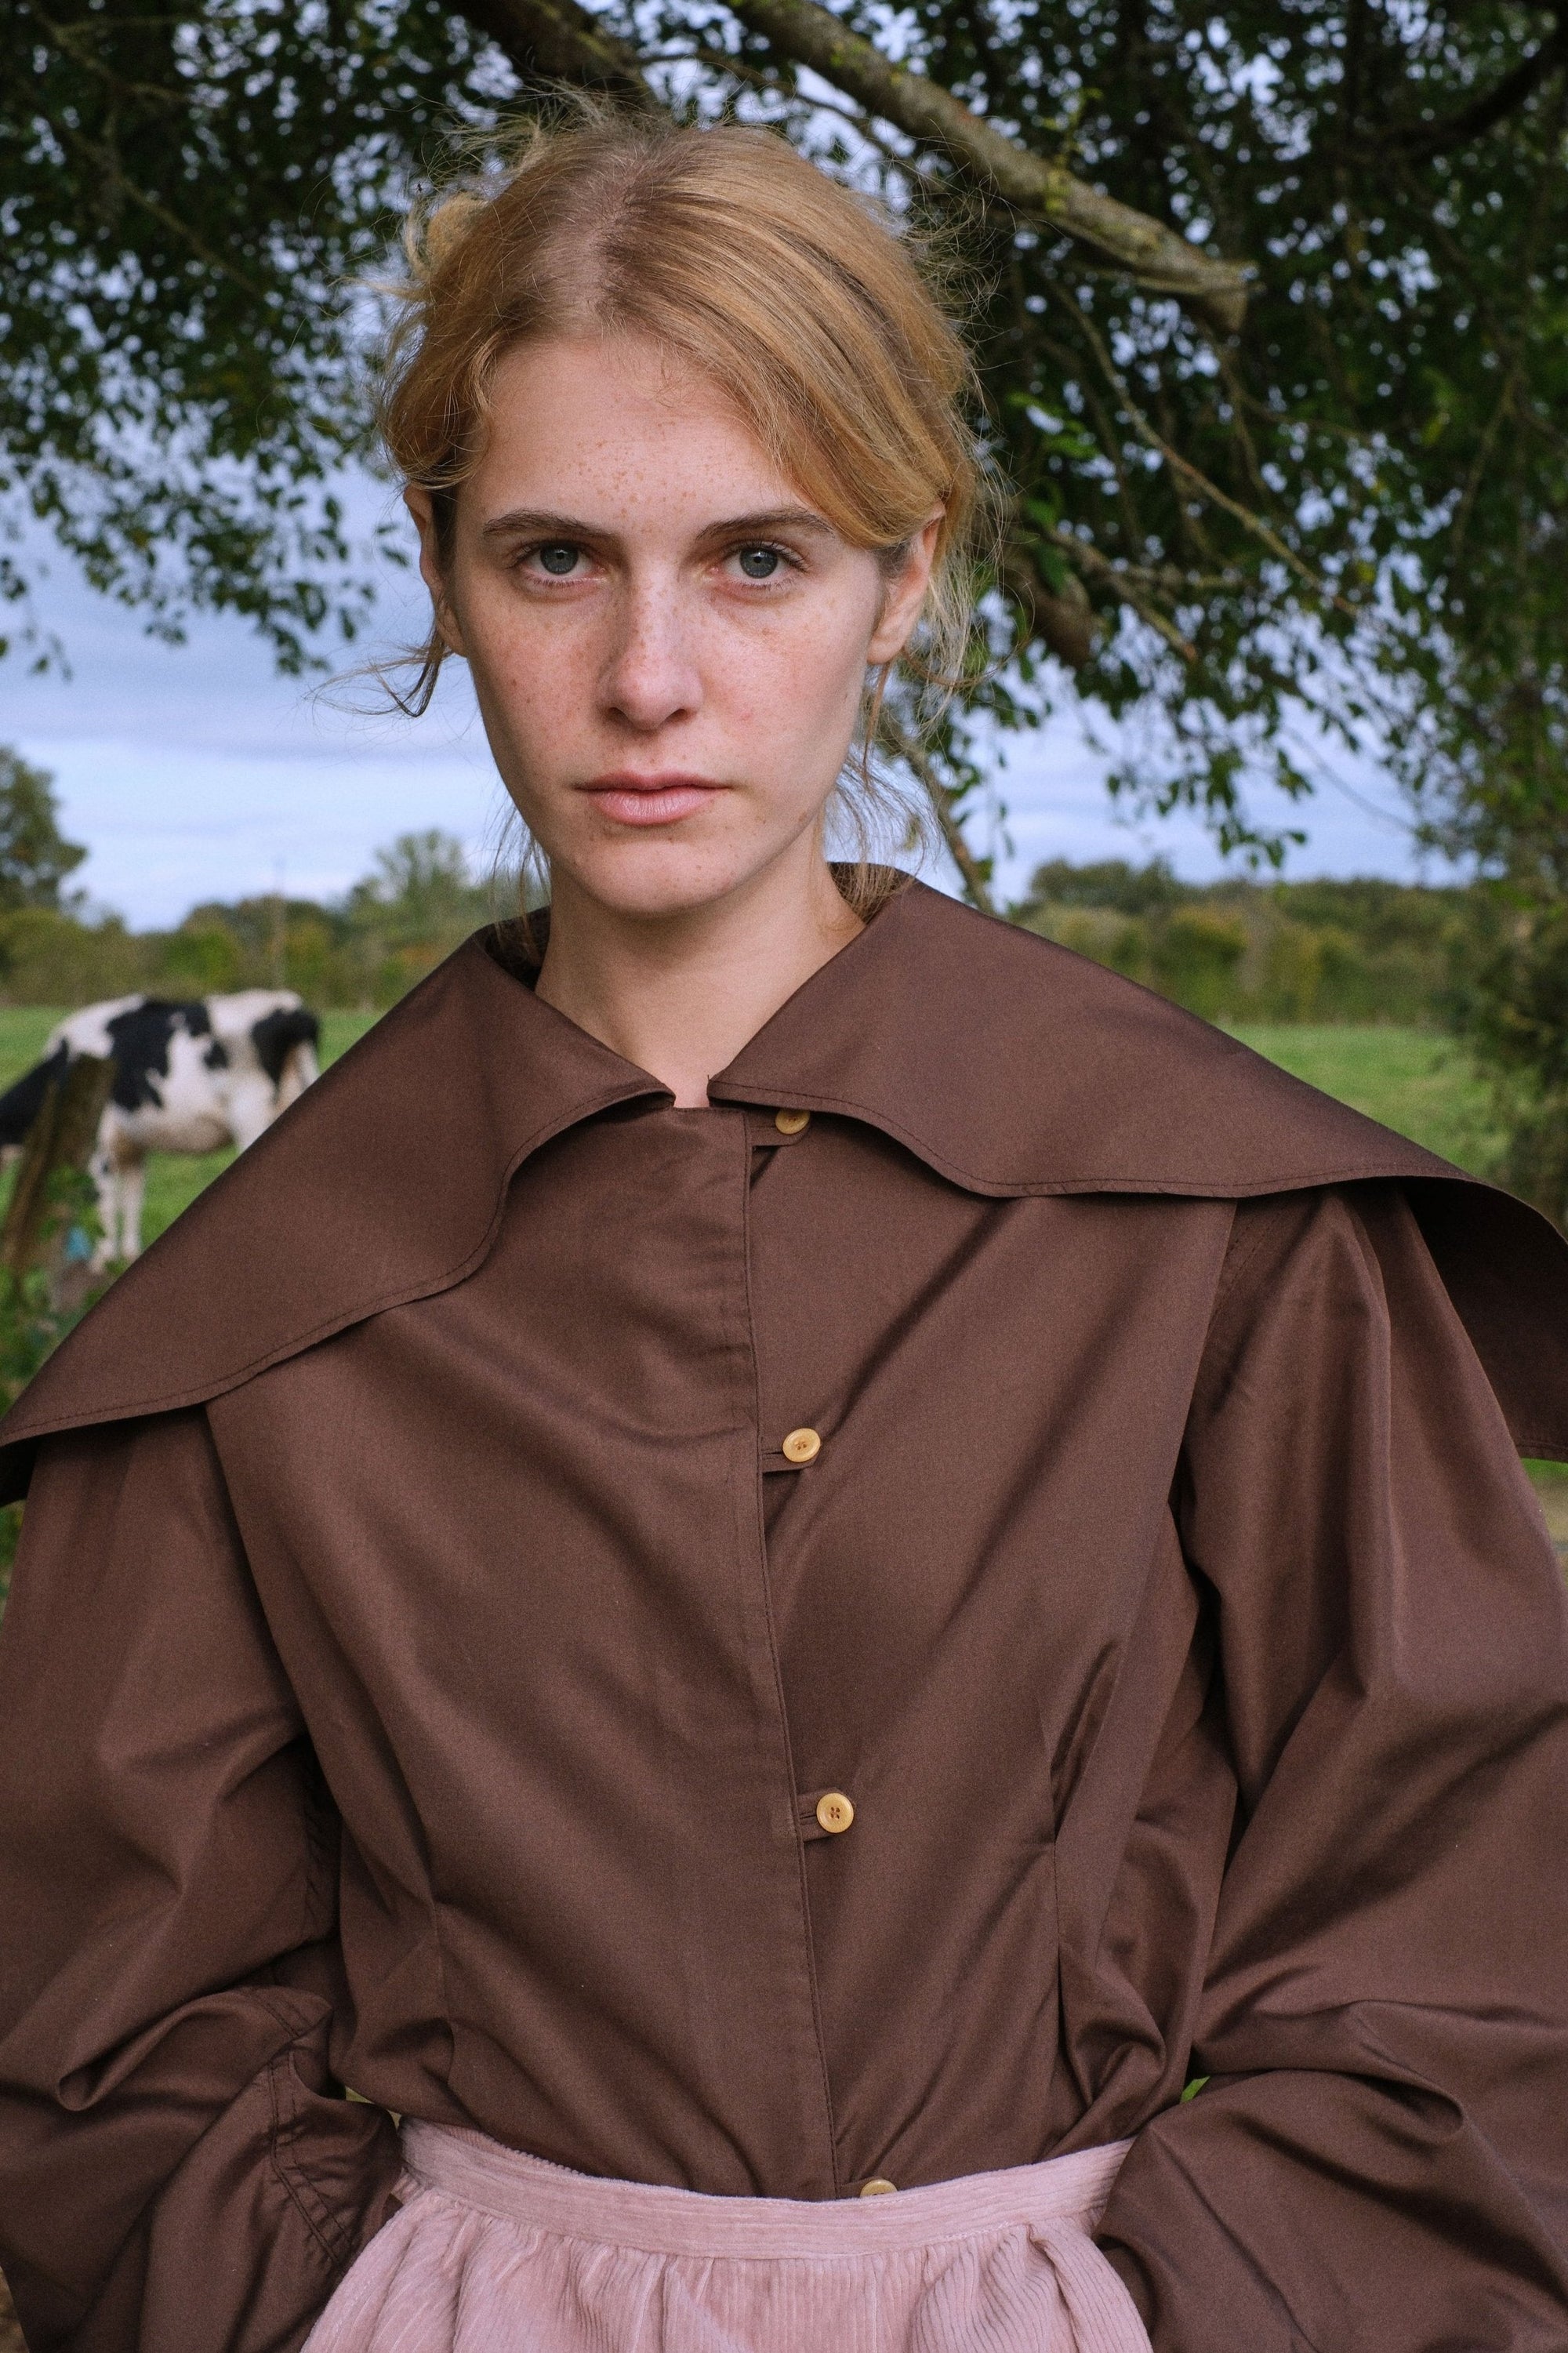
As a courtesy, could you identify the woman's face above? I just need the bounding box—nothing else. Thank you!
[407,333,937,923]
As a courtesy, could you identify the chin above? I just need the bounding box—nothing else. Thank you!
[557,833,801,923]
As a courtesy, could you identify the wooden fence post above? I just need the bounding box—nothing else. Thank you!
[0,1055,116,1305]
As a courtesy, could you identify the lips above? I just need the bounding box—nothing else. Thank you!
[577,776,726,827]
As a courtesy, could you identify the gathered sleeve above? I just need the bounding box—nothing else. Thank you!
[1095,1182,1568,2348]
[0,1409,401,2353]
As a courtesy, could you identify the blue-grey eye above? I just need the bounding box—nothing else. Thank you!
[738,546,781,579]
[538,544,578,576]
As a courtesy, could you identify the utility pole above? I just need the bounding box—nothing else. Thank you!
[270,858,287,986]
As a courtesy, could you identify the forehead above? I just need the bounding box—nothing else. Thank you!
[470,332,804,528]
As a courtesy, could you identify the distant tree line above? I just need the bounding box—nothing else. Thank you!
[1010,859,1476,1029]
[169,831,510,1009]
[0,757,509,1011]
[0,760,1475,1029]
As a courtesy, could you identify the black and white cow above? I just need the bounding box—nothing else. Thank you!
[0,989,320,1262]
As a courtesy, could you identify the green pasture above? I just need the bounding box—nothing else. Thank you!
[1227,1025,1502,1177]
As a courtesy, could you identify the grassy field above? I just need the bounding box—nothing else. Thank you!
[1228,1024,1501,1175]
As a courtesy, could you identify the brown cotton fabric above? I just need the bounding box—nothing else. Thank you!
[2,877,1567,2353]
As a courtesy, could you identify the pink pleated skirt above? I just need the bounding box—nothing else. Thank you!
[303,2119,1152,2352]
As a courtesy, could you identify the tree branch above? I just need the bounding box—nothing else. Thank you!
[1044,532,1197,663]
[46,118,271,296]
[643,42,920,175]
[1374,16,1568,159]
[722,0,1250,332]
[1055,282,1353,613]
[1000,550,1098,669]
[451,0,650,95]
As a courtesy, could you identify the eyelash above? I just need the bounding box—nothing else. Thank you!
[727,541,802,580]
[515,543,588,579]
[512,541,804,581]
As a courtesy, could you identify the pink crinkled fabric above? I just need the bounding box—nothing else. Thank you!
[304,2120,1151,2353]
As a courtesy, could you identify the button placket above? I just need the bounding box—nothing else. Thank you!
[722,1097,841,2188]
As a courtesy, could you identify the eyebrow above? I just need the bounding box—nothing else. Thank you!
[477,506,837,546]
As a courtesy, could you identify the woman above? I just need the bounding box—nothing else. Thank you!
[2,114,1567,2353]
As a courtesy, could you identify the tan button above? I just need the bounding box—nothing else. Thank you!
[859,2177,898,2196]
[815,1790,855,1835]
[774,1108,811,1136]
[782,1426,822,1465]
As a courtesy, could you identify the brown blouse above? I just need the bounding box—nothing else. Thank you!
[2,880,1567,2353]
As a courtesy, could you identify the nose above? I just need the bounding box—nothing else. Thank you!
[599,574,703,732]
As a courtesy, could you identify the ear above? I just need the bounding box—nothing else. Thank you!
[866,512,945,666]
[404,486,467,659]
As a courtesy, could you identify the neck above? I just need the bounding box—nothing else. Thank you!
[535,841,863,1106]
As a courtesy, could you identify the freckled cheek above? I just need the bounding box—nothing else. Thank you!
[708,605,869,741]
[466,608,602,751]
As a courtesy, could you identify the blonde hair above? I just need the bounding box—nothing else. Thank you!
[379,109,992,891]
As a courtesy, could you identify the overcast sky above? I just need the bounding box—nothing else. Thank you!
[5,510,1440,928]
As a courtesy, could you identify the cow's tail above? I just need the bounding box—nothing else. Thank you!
[0,1046,71,1153]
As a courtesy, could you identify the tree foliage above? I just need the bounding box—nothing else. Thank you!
[0,826,499,1008]
[0,749,88,910]
[5,2,1567,882]
[169,828,495,1006]
[342,826,492,942]
[1011,855,1475,1025]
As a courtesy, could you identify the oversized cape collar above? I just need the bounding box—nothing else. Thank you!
[2,876,1566,1498]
